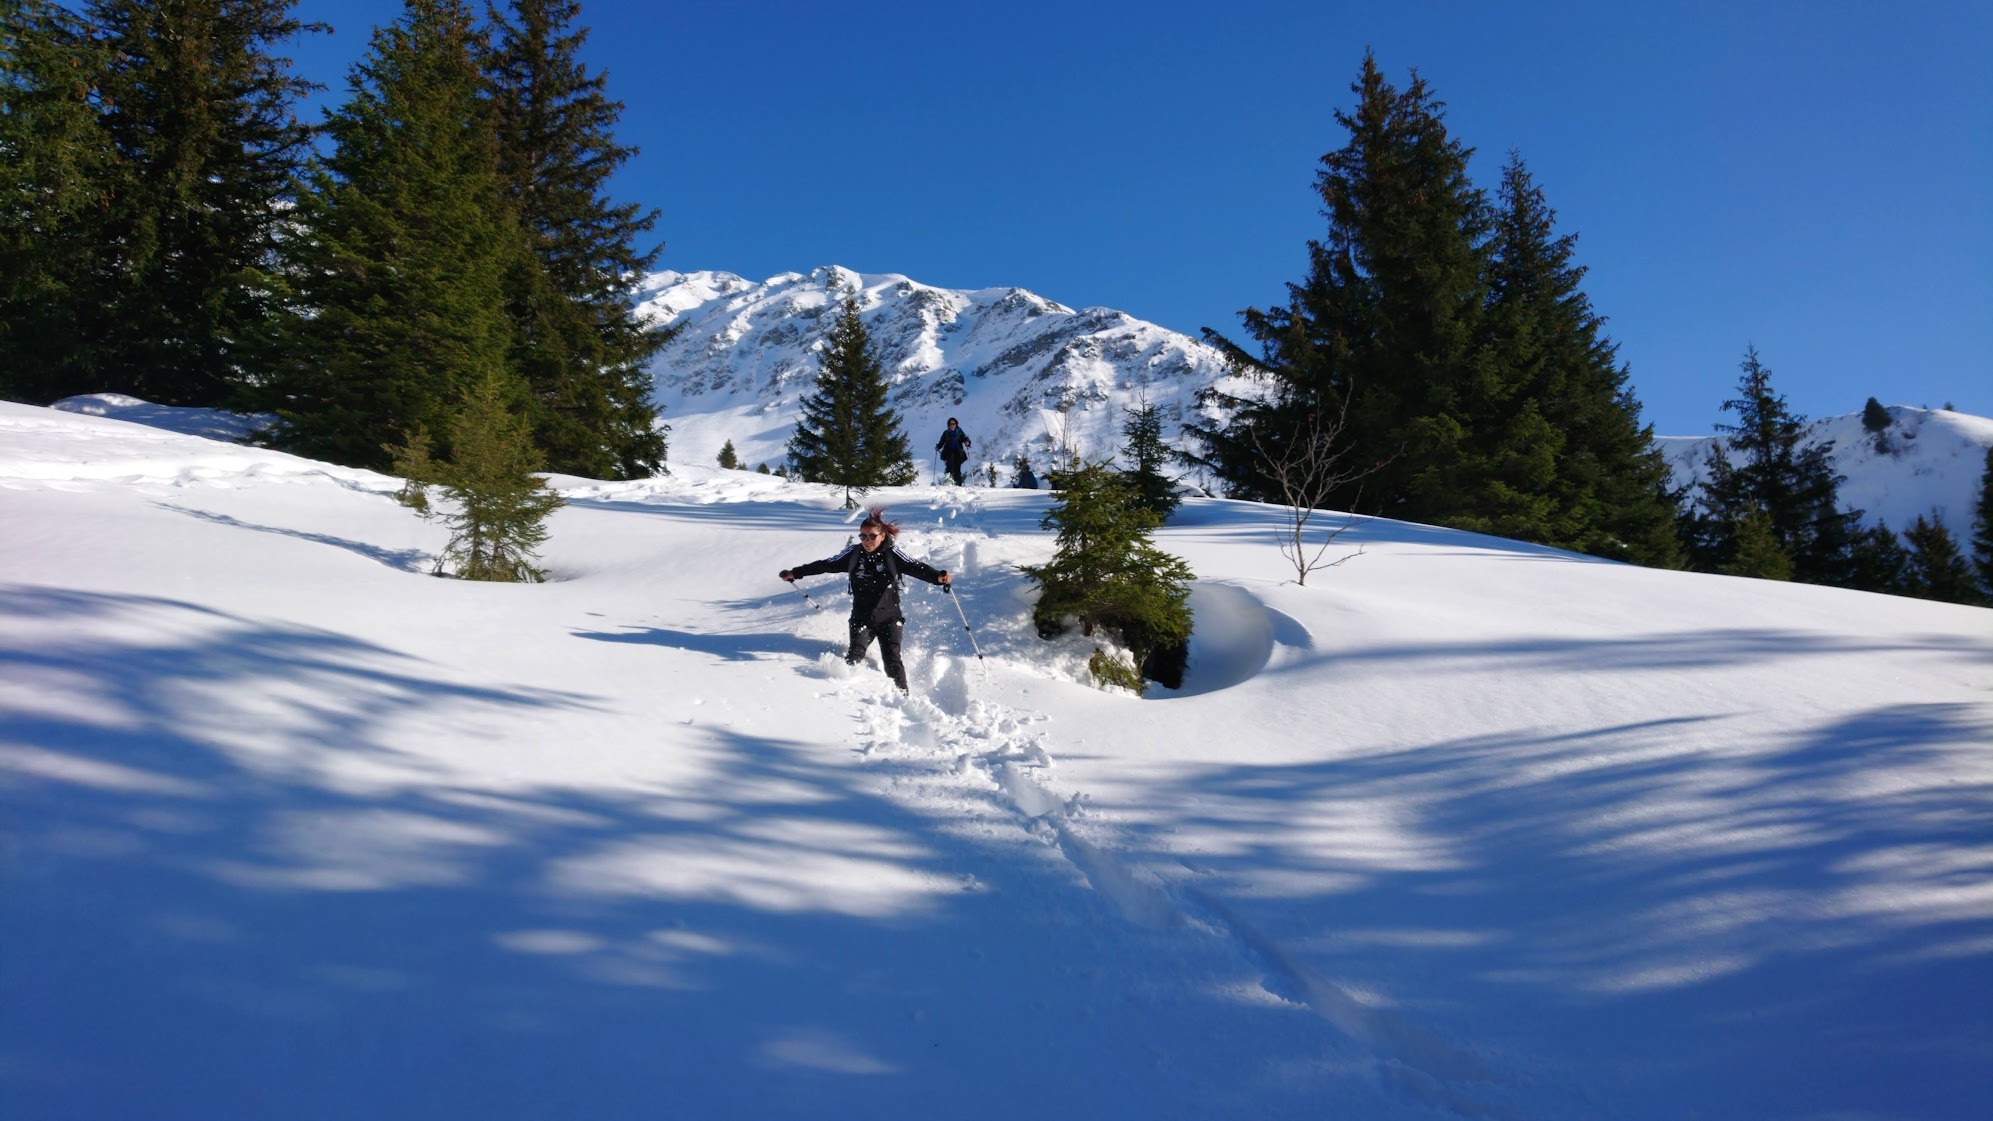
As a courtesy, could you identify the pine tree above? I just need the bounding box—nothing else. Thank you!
[1020,461,1194,694]
[1719,507,1792,581]
[0,0,112,402]
[258,0,515,470]
[483,0,668,479]
[1192,52,1488,525]
[1682,348,1860,585]
[1,0,319,406]
[1862,397,1893,454]
[397,369,565,582]
[1120,402,1181,521]
[1849,522,1909,595]
[1471,153,1680,565]
[786,298,916,508]
[1971,446,1993,598]
[716,439,739,469]
[1901,514,1984,606]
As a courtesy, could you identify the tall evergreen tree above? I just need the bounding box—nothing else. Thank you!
[0,0,112,402]
[1971,446,1993,598]
[2,0,319,406]
[786,298,916,507]
[482,0,669,478]
[1119,402,1181,522]
[1470,153,1680,564]
[1849,522,1910,596]
[1681,348,1860,585]
[1192,52,1488,524]
[1901,514,1984,606]
[258,0,515,470]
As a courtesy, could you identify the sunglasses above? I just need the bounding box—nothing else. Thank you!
[860,532,882,540]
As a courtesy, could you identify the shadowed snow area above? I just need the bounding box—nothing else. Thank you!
[3,400,1991,1121]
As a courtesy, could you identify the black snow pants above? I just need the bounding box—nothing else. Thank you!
[847,617,908,690]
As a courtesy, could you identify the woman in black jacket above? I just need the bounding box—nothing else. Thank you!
[780,509,950,691]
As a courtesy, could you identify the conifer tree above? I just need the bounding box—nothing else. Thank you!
[786,298,916,507]
[1719,507,1792,581]
[0,0,111,402]
[1849,522,1909,596]
[258,0,515,471]
[1901,514,1984,606]
[1861,397,1892,454]
[1020,461,1194,694]
[1192,52,1488,525]
[1971,446,1993,598]
[716,439,739,469]
[395,370,565,582]
[1,0,319,406]
[1681,348,1860,585]
[1120,402,1181,521]
[483,0,669,479]
[1471,153,1680,564]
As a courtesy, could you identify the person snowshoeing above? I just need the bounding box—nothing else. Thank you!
[780,509,950,692]
[935,417,971,485]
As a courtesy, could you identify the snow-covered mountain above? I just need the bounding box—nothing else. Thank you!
[1660,405,1993,534]
[636,266,1252,482]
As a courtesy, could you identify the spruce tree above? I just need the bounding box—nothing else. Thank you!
[786,298,916,508]
[1901,514,1984,606]
[1719,507,1792,581]
[716,439,739,469]
[483,0,669,479]
[1682,348,1860,585]
[0,0,112,402]
[1120,402,1181,521]
[1,0,319,406]
[1849,522,1909,596]
[1020,461,1194,694]
[1192,52,1488,525]
[259,0,515,470]
[396,369,565,582]
[1471,153,1680,565]
[84,0,320,405]
[1861,397,1892,454]
[1971,446,1993,598]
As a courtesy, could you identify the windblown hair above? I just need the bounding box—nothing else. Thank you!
[861,508,900,541]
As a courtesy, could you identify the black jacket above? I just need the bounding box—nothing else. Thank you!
[789,542,946,624]
[935,427,971,463]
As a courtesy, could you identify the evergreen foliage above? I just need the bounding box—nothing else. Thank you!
[1680,348,1860,585]
[1901,514,1983,606]
[1020,461,1194,695]
[1718,507,1792,581]
[1,0,320,406]
[1119,402,1181,521]
[1862,397,1892,453]
[1192,52,1487,526]
[786,298,916,508]
[1471,153,1680,564]
[1972,446,1993,598]
[394,370,565,582]
[1189,59,1676,567]
[1849,522,1909,595]
[716,439,739,469]
[257,0,515,471]
[482,0,668,479]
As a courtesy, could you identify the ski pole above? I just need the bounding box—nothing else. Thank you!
[943,584,986,672]
[784,575,823,611]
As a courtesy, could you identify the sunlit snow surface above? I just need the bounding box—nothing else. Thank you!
[3,400,1990,1121]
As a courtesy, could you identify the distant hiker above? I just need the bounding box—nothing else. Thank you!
[780,509,950,692]
[935,418,971,485]
[1013,456,1038,489]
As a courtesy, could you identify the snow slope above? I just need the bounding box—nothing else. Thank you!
[4,400,1991,1121]
[638,266,1252,483]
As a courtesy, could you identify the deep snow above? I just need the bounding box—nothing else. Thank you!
[3,400,1990,1121]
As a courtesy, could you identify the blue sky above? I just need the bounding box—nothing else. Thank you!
[287,1,1990,436]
